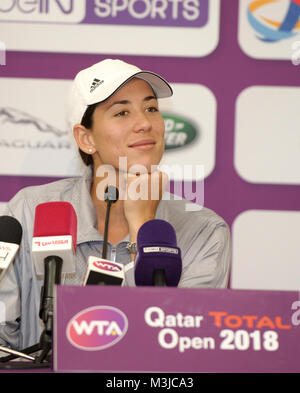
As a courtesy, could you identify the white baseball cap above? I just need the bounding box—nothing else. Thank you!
[67,59,173,130]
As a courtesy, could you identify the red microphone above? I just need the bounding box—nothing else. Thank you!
[32,201,77,275]
[31,201,77,362]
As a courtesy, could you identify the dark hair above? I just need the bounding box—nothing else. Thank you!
[79,103,99,166]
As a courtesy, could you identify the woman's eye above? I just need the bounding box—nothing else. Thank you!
[115,110,128,117]
[146,106,159,113]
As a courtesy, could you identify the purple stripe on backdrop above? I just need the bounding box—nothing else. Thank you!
[0,1,299,229]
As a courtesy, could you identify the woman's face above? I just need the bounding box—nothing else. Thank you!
[89,78,165,173]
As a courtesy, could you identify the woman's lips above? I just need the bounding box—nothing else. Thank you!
[129,140,156,151]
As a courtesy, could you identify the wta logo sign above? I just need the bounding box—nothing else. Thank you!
[93,261,123,272]
[0,0,209,28]
[66,306,128,351]
[247,0,300,42]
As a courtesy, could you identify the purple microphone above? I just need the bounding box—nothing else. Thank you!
[134,219,182,287]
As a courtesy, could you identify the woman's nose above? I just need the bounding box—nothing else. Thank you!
[133,111,152,133]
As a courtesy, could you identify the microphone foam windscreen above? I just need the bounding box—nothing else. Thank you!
[137,219,177,246]
[135,219,182,286]
[104,186,119,203]
[33,202,77,250]
[0,216,23,245]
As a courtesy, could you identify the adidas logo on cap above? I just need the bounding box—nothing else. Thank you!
[90,78,104,93]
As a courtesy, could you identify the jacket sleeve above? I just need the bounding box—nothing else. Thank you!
[0,206,22,351]
[0,194,43,352]
[178,223,231,288]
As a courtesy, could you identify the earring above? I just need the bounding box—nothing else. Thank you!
[88,148,93,154]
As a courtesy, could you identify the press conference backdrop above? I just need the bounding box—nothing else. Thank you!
[0,0,299,291]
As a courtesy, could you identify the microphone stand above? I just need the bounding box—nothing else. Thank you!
[0,255,63,368]
[102,200,112,260]
[0,346,36,361]
[38,255,63,363]
[102,186,119,260]
[153,269,167,286]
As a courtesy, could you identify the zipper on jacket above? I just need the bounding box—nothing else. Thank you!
[110,245,117,262]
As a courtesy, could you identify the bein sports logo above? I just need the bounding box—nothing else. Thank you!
[0,0,209,28]
[67,306,128,351]
[247,0,300,42]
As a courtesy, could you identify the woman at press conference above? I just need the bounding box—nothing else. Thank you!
[0,59,231,352]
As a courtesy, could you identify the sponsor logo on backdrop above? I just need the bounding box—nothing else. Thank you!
[0,78,81,178]
[84,0,209,28]
[0,0,86,22]
[163,113,198,151]
[0,0,209,28]
[0,106,70,151]
[239,0,300,59]
[247,0,300,42]
[66,306,128,350]
[0,107,65,138]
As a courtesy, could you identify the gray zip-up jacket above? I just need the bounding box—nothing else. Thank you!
[0,168,231,351]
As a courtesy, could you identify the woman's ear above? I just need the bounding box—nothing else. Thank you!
[73,124,96,154]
